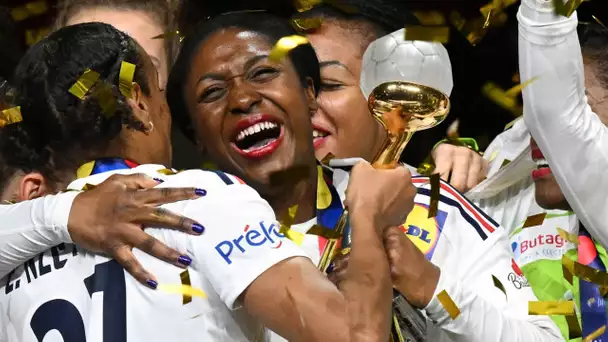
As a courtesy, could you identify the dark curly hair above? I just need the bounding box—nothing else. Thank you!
[166,11,321,142]
[0,22,151,190]
[580,22,608,87]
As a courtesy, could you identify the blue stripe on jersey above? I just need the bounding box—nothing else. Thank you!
[411,175,500,228]
[208,170,234,185]
[417,187,488,240]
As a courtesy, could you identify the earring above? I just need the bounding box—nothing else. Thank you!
[145,122,155,134]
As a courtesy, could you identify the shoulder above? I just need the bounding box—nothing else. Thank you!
[161,169,247,190]
[412,175,500,240]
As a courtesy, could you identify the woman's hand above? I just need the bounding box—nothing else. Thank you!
[432,143,489,192]
[328,227,440,308]
[68,173,205,288]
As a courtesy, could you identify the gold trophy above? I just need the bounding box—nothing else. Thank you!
[317,81,450,342]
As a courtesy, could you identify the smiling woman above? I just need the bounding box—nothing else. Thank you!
[167,12,321,208]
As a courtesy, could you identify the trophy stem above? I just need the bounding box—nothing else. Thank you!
[372,131,415,167]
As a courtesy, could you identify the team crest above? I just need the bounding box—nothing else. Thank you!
[400,203,448,260]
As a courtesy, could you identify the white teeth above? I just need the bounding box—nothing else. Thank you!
[236,121,279,141]
[312,130,327,138]
[535,158,548,167]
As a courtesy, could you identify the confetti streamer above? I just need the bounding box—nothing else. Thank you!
[437,290,460,319]
[269,36,310,63]
[528,300,575,315]
[81,184,97,191]
[320,153,335,166]
[119,62,136,98]
[93,83,118,118]
[562,255,608,288]
[180,270,193,305]
[505,77,539,97]
[294,0,323,12]
[592,15,607,29]
[585,325,606,342]
[2,200,16,205]
[567,314,583,339]
[151,30,185,43]
[500,159,511,168]
[413,11,447,25]
[557,227,579,245]
[316,165,332,209]
[404,26,450,44]
[10,0,48,22]
[25,27,51,47]
[522,213,547,228]
[492,275,507,299]
[481,82,522,116]
[69,69,101,100]
[503,117,522,131]
[428,173,440,218]
[158,284,207,298]
[307,224,342,239]
[291,17,323,32]
[279,205,299,235]
[0,106,23,127]
[157,168,178,175]
[553,0,584,18]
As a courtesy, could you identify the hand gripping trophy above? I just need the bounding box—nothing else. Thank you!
[317,29,453,342]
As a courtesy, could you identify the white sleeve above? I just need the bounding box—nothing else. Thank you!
[518,0,608,245]
[0,192,77,278]
[419,179,561,341]
[169,172,308,309]
[425,231,561,341]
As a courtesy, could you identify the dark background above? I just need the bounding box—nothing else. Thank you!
[1,0,606,169]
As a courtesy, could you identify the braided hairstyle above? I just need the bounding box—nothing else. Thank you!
[0,22,151,190]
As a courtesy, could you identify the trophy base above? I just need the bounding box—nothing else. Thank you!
[392,292,427,342]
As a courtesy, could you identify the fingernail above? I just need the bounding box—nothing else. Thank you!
[178,255,192,266]
[192,223,205,234]
[153,178,164,183]
[326,262,335,274]
[195,188,207,196]
[147,279,158,289]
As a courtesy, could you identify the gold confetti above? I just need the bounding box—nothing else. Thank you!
[528,300,575,315]
[201,161,219,170]
[523,213,547,228]
[316,165,332,209]
[158,284,207,298]
[413,11,447,26]
[482,82,523,117]
[585,325,606,342]
[505,77,539,97]
[404,26,450,43]
[449,11,507,46]
[11,0,48,22]
[553,0,584,18]
[119,62,136,98]
[307,224,342,239]
[562,255,608,288]
[69,69,101,100]
[294,0,323,12]
[446,119,460,141]
[437,290,460,319]
[500,159,511,168]
[157,168,178,175]
[279,205,299,234]
[592,15,607,29]
[25,27,51,47]
[291,17,323,32]
[320,153,335,166]
[504,117,521,131]
[492,275,507,298]
[0,106,23,127]
[269,36,310,63]
[567,314,583,339]
[2,200,16,205]
[512,72,520,83]
[180,270,193,305]
[557,227,579,245]
[428,173,440,218]
[81,183,97,191]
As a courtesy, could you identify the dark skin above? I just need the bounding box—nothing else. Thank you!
[179,27,424,341]
[184,29,318,224]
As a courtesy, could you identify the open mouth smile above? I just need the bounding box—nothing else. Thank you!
[231,114,284,159]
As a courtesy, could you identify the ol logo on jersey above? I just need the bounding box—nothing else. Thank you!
[400,203,447,260]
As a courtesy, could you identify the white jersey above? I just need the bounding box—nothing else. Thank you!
[0,164,306,342]
[518,0,608,247]
[273,159,561,342]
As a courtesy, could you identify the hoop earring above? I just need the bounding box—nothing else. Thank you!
[145,122,154,134]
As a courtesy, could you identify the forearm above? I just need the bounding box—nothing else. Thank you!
[425,271,561,341]
[339,210,392,341]
[518,1,608,245]
[0,192,77,277]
